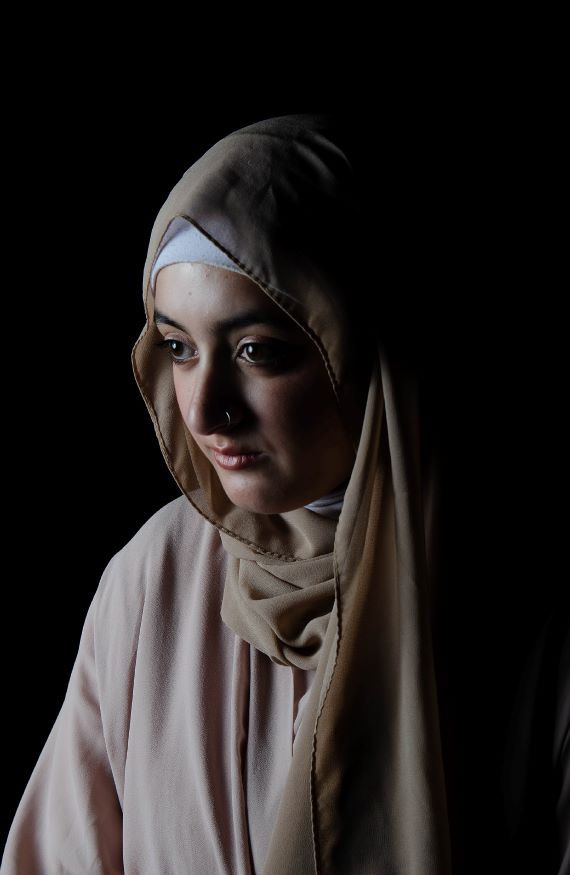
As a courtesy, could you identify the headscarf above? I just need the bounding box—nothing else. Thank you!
[131,114,452,874]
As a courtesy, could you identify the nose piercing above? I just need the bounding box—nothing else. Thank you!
[225,410,231,427]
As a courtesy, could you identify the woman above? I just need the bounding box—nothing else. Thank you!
[3,114,567,874]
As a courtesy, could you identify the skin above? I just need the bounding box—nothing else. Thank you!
[154,262,361,514]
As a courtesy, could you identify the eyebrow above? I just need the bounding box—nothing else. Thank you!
[153,308,295,335]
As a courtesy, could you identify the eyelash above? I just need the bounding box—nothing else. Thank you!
[154,338,284,367]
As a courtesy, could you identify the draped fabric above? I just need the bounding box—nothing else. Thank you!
[2,497,320,874]
[131,114,453,873]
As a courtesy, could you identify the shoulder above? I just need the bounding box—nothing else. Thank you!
[114,493,209,558]
[101,494,214,575]
[93,495,224,632]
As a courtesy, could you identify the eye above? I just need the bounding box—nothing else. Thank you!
[239,341,284,365]
[154,338,196,364]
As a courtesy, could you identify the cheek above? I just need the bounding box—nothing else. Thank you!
[172,371,187,419]
[257,368,341,448]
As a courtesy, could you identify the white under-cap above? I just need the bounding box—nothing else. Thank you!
[150,216,247,292]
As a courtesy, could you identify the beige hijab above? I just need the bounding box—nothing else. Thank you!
[132,114,452,873]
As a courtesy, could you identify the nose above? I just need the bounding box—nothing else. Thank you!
[179,361,242,436]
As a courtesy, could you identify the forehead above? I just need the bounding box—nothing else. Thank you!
[154,262,306,336]
[156,262,272,309]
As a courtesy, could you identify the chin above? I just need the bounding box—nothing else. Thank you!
[222,480,299,515]
[228,495,292,515]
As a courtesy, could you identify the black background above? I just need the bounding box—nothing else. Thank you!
[2,47,566,872]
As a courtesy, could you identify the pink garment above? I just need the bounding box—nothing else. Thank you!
[2,497,315,874]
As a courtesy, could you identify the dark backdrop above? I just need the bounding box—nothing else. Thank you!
[3,66,566,873]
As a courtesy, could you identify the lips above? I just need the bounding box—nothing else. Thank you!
[212,449,263,471]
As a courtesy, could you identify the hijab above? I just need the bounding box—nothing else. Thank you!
[131,114,452,874]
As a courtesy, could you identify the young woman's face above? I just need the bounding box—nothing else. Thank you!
[154,262,357,514]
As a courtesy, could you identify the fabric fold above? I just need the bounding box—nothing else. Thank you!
[220,535,336,671]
